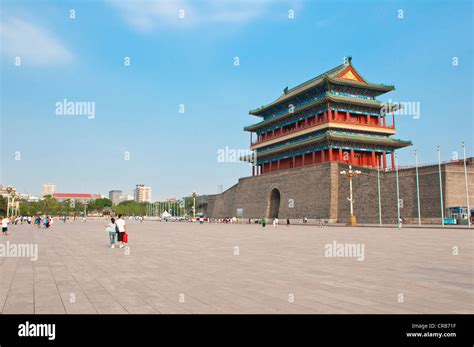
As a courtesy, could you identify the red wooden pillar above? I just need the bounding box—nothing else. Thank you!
[377,115,381,126]
[327,103,332,120]
[321,149,325,162]
[334,109,338,121]
[292,156,295,168]
[270,161,273,172]
[329,148,333,162]
[383,152,387,169]
[312,151,315,164]
[302,154,305,166]
[346,111,349,121]
[371,151,376,167]
[391,152,395,169]
[277,159,280,171]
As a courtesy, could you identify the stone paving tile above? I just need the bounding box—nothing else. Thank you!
[0,221,472,314]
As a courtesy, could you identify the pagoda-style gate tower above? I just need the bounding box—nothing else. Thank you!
[244,57,411,175]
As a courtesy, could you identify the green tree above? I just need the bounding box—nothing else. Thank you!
[113,200,146,216]
[88,198,112,212]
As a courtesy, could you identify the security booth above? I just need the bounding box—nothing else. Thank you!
[447,207,469,225]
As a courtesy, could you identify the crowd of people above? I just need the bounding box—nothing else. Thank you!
[1,214,130,249]
[1,214,57,235]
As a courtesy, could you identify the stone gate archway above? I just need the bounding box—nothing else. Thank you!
[268,188,281,219]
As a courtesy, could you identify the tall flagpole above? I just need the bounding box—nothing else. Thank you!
[414,150,421,226]
[377,157,382,226]
[462,141,471,228]
[437,146,445,227]
[395,153,401,229]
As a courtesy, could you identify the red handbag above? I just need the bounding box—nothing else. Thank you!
[123,232,128,243]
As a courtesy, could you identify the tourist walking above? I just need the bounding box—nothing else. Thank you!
[273,218,279,228]
[1,216,9,236]
[261,217,266,228]
[115,214,127,248]
[286,218,290,228]
[106,217,116,248]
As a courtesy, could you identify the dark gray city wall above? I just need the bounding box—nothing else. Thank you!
[207,162,336,220]
[207,160,474,224]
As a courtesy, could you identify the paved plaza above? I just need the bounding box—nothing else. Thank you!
[0,221,472,314]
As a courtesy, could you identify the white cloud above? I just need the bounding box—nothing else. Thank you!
[0,17,73,66]
[107,0,294,32]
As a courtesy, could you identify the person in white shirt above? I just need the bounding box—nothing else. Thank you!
[115,214,127,248]
[2,216,9,236]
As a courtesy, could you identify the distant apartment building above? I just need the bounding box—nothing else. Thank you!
[134,184,152,203]
[0,185,16,197]
[109,190,122,205]
[42,184,56,197]
[53,193,101,203]
[120,195,134,202]
[0,186,37,202]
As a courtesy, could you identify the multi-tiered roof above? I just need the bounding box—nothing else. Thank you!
[244,57,411,175]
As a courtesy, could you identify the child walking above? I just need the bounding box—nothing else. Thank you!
[106,217,116,248]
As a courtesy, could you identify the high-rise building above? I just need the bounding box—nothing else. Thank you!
[42,184,56,197]
[109,190,122,205]
[134,184,152,203]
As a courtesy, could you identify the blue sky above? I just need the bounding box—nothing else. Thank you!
[1,0,472,199]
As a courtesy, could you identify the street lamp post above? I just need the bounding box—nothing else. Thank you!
[340,165,361,226]
[192,191,197,220]
[6,186,16,218]
[437,146,445,227]
[462,141,471,228]
[414,150,421,226]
